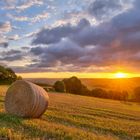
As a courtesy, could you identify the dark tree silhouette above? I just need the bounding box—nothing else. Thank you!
[134,87,140,102]
[0,65,21,84]
[53,76,129,101]
[91,88,108,98]
[54,81,66,92]
[63,76,82,94]
[63,76,90,95]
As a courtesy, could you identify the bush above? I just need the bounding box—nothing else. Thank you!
[63,76,90,95]
[91,88,128,101]
[17,76,22,80]
[63,76,82,94]
[53,81,66,92]
[91,88,109,98]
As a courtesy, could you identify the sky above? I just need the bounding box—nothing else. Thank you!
[0,0,140,78]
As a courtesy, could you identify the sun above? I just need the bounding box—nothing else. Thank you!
[114,72,127,78]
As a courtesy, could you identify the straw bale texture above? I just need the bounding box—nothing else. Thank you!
[5,80,49,118]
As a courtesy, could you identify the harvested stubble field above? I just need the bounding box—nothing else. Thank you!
[0,85,140,140]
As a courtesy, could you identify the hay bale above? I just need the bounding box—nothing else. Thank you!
[5,80,49,118]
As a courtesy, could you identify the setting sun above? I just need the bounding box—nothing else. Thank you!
[114,72,128,78]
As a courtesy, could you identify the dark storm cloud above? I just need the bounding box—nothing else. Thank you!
[31,46,44,55]
[0,49,23,61]
[32,18,116,48]
[30,38,87,68]
[0,54,23,61]
[29,0,140,72]
[32,18,90,45]
[2,49,21,55]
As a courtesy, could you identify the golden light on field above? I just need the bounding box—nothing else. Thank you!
[114,72,128,78]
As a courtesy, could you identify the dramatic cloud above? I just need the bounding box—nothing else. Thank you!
[0,49,23,61]
[30,38,87,67]
[32,18,90,45]
[1,0,140,73]
[30,0,140,72]
[2,49,21,55]
[0,55,23,61]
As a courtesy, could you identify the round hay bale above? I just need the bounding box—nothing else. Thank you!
[5,80,49,118]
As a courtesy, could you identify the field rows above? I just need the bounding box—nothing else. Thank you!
[0,85,140,139]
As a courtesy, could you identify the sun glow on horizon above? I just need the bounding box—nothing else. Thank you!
[16,71,140,79]
[114,72,128,78]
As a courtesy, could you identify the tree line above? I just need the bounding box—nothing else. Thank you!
[53,76,140,102]
[0,65,22,84]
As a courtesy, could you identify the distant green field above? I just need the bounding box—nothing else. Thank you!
[0,85,140,140]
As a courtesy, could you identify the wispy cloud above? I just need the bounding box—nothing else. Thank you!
[8,11,49,23]
[23,31,39,38]
[16,0,43,11]
[0,21,12,33]
[32,12,49,23]
[3,0,44,11]
[8,14,29,21]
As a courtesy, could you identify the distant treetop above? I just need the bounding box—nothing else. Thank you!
[0,65,22,84]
